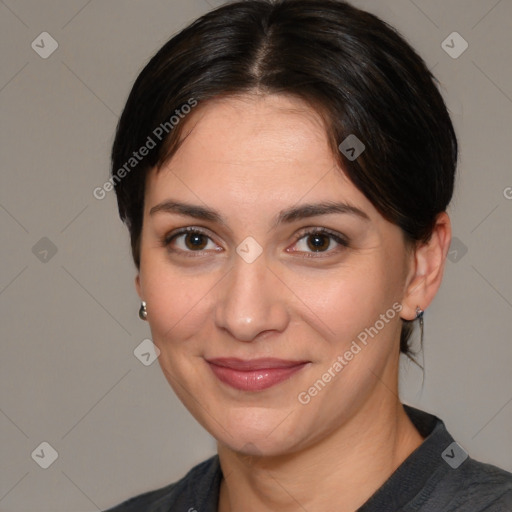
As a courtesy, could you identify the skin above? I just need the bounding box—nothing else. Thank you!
[135,93,452,512]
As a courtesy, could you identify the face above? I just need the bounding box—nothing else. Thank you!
[136,94,413,456]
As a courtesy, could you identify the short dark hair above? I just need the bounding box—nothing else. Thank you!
[111,0,458,359]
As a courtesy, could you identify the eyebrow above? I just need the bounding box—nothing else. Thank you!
[149,199,370,228]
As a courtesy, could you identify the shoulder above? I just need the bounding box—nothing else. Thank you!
[435,457,512,511]
[103,455,221,512]
[397,406,512,512]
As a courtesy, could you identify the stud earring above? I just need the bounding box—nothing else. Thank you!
[139,301,147,321]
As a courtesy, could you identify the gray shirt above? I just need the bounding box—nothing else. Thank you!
[104,405,512,511]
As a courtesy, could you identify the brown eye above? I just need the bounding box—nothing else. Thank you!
[306,233,331,252]
[163,227,219,255]
[183,232,208,251]
[291,228,349,256]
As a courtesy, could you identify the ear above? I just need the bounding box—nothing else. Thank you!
[135,273,143,300]
[400,212,452,321]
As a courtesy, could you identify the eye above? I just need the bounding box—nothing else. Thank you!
[289,228,349,257]
[162,226,349,258]
[163,227,220,256]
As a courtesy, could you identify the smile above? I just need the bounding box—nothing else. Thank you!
[206,358,310,391]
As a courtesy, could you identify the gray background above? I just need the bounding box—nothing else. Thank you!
[1,0,511,510]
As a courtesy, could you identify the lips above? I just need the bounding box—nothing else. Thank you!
[206,357,309,391]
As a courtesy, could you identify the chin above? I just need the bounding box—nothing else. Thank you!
[223,435,298,458]
[211,407,308,457]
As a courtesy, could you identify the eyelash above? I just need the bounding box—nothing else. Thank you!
[162,226,349,258]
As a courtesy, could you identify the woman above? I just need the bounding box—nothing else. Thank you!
[105,0,512,510]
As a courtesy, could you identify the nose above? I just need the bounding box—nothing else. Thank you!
[214,252,290,342]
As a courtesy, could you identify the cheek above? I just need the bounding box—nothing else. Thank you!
[141,258,218,348]
[140,233,406,356]
[283,258,400,345]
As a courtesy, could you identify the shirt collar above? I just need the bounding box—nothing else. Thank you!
[203,405,453,512]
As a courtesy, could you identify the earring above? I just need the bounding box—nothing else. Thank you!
[139,301,147,321]
[415,306,424,340]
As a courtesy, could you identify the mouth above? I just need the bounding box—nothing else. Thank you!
[206,357,310,391]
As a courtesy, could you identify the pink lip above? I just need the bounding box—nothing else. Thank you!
[206,358,309,391]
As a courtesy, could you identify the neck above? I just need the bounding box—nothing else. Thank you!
[217,394,423,512]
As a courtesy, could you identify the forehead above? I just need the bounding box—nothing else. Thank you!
[144,93,378,221]
[173,93,333,169]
